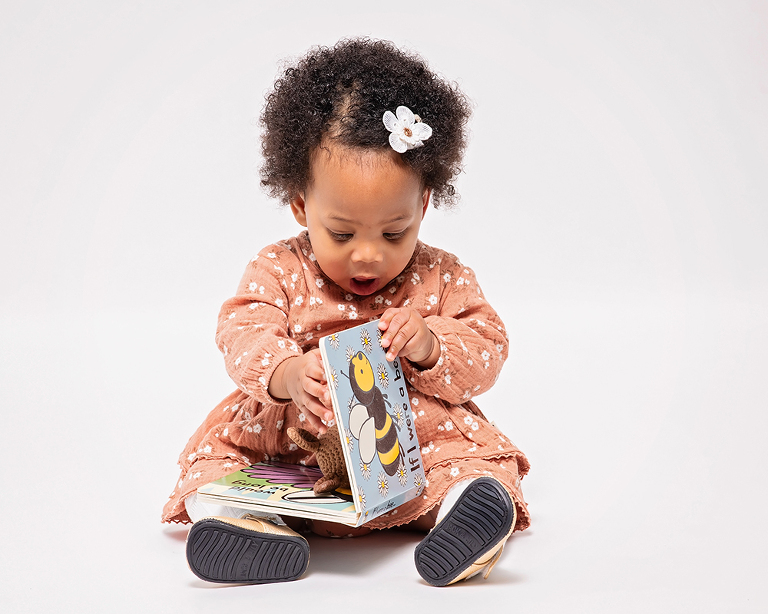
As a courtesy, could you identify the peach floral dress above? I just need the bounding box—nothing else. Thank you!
[162,232,530,531]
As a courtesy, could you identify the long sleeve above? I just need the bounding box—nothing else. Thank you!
[215,245,303,404]
[401,255,509,405]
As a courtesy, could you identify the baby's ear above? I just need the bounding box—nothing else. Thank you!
[290,193,308,227]
[421,188,432,218]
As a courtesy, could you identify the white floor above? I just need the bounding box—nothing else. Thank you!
[2,2,767,611]
[1,294,765,612]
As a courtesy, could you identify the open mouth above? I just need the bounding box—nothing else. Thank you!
[349,277,380,296]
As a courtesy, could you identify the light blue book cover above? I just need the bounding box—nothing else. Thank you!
[320,319,425,525]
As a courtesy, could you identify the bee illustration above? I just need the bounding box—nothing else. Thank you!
[346,351,404,476]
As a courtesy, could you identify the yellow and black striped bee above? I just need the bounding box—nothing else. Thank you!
[346,351,403,476]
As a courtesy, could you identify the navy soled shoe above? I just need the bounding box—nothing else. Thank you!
[186,515,309,584]
[414,477,516,586]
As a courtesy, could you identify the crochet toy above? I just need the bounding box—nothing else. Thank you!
[286,424,350,495]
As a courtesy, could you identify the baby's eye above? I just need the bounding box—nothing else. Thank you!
[329,230,353,242]
[384,231,407,241]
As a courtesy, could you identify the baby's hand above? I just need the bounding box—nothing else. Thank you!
[378,307,440,369]
[269,349,334,434]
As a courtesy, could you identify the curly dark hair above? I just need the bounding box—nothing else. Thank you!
[260,38,472,208]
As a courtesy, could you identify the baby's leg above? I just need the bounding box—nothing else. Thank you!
[414,477,516,586]
[397,506,440,532]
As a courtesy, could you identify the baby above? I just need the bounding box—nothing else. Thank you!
[162,38,530,587]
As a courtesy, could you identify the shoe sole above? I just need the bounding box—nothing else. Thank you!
[186,518,309,584]
[414,477,515,586]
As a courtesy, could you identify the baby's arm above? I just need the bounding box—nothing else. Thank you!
[216,246,333,433]
[385,257,508,405]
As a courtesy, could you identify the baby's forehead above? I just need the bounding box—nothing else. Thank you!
[310,141,401,170]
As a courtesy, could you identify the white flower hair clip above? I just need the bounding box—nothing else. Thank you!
[383,105,432,153]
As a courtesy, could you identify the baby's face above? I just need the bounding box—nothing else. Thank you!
[290,144,429,296]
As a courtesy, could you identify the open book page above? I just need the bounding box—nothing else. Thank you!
[320,320,425,525]
[196,461,359,525]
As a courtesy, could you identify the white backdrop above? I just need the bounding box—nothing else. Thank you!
[1,1,766,612]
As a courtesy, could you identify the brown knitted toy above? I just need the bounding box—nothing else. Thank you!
[286,424,350,495]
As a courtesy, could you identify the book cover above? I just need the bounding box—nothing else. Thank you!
[320,319,425,525]
[196,461,359,524]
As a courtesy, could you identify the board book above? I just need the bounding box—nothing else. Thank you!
[196,319,425,527]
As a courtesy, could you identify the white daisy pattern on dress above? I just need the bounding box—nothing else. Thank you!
[414,473,425,495]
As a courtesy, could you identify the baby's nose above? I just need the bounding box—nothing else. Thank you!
[351,241,382,263]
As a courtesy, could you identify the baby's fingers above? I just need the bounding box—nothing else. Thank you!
[301,397,330,434]
[383,313,418,361]
[303,377,333,417]
[378,308,397,328]
[305,360,327,386]
[378,307,407,339]
[379,309,407,347]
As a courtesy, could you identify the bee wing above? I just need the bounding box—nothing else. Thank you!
[358,418,377,464]
[349,404,369,439]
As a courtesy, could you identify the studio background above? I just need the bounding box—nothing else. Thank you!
[1,1,766,612]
